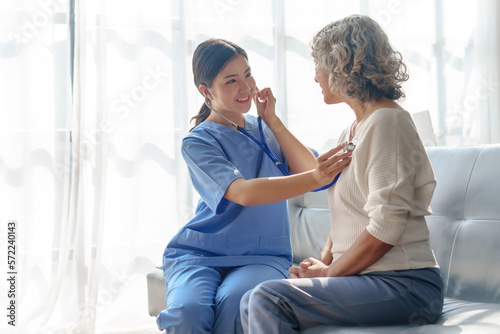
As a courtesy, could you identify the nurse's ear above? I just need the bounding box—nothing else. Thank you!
[199,84,213,101]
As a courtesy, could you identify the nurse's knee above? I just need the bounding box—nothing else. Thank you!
[157,302,215,332]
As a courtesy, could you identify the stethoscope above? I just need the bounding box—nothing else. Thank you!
[204,97,355,192]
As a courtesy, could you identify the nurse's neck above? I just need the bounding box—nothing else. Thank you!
[207,110,245,129]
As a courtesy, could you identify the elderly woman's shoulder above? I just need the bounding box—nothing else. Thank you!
[363,107,417,136]
[368,106,411,123]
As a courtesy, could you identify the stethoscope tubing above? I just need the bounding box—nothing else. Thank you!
[241,117,339,192]
[204,99,339,191]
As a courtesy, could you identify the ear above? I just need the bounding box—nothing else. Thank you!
[199,84,213,100]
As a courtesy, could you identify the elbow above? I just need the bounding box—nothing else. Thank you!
[224,181,253,207]
[224,178,279,206]
[232,194,254,207]
[369,240,394,263]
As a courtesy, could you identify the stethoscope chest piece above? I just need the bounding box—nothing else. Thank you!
[344,140,357,152]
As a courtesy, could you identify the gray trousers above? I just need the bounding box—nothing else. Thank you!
[240,268,443,334]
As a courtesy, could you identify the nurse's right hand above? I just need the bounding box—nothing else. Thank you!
[313,144,352,187]
[254,87,279,129]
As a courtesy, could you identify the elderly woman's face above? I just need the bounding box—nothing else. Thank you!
[314,65,341,105]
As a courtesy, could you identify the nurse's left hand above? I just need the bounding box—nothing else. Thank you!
[254,87,279,128]
[289,257,329,278]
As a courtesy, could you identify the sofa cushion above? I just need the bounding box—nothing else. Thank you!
[300,298,500,333]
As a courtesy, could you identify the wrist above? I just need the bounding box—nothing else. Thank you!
[266,116,285,133]
[310,169,326,189]
[320,266,329,277]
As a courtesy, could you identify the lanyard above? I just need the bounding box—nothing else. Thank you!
[237,117,339,192]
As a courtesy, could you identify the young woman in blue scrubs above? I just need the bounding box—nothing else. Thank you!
[156,39,352,333]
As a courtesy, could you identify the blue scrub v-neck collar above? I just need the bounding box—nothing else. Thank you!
[203,114,258,133]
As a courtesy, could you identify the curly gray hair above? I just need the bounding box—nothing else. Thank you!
[311,15,409,103]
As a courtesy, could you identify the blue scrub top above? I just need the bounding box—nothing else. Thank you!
[163,114,292,278]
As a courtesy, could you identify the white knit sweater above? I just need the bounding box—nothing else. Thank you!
[328,108,439,274]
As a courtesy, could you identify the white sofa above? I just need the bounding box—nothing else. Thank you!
[147,144,500,333]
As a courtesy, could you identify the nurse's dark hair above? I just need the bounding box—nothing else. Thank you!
[190,38,248,132]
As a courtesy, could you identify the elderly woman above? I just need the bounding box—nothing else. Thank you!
[240,15,444,333]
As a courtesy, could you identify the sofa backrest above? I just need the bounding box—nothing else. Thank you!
[426,144,500,303]
[288,144,500,304]
[288,190,330,264]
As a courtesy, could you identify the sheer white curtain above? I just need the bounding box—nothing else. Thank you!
[0,0,75,333]
[66,0,183,332]
[1,0,176,333]
[475,0,500,144]
[1,1,499,334]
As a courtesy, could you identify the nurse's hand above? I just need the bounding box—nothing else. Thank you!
[254,87,279,129]
[289,257,328,278]
[313,144,352,187]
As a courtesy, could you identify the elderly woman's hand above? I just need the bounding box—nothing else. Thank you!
[289,257,329,278]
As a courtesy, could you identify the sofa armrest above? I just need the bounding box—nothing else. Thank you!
[147,268,167,317]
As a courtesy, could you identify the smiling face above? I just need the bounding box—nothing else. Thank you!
[207,54,257,116]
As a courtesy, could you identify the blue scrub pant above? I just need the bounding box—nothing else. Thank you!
[240,268,443,334]
[157,264,287,334]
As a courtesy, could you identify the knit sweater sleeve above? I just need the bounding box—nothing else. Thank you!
[355,109,436,245]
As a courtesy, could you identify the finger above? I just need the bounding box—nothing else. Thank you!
[263,87,274,99]
[326,157,352,171]
[324,155,352,171]
[289,273,299,279]
[327,151,352,163]
[300,261,311,268]
[317,143,345,162]
[318,152,351,171]
[332,155,352,169]
[258,88,268,98]
[258,87,276,103]
[257,92,266,103]
[252,88,259,102]
[324,157,352,176]
[254,93,266,109]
